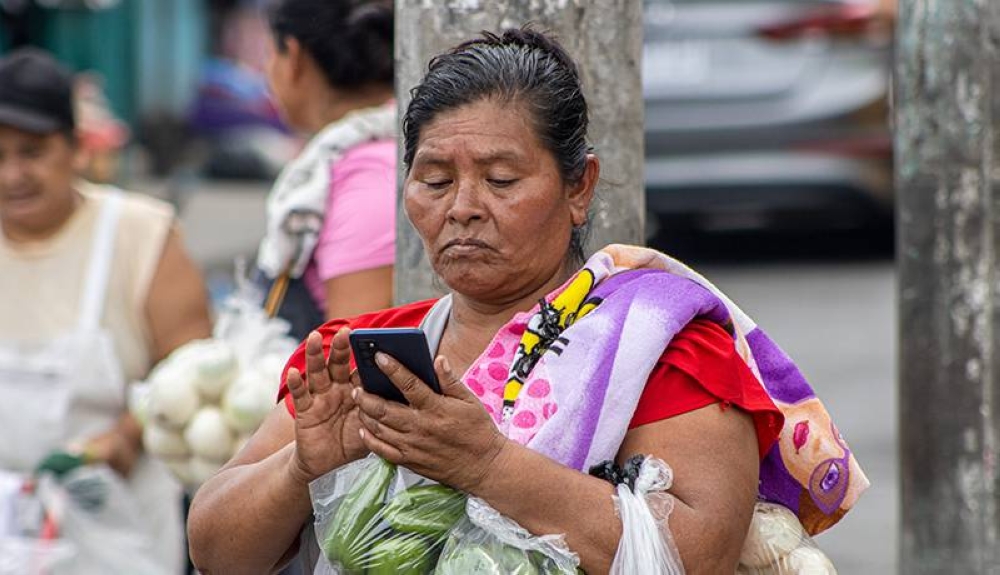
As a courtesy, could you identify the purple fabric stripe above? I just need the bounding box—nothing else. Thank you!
[758,443,802,514]
[560,284,631,469]
[746,328,815,404]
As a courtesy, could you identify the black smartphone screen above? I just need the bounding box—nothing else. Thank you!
[349,328,442,404]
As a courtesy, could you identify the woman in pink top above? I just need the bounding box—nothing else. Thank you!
[257,0,396,335]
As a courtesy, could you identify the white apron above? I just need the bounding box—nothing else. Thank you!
[0,191,182,574]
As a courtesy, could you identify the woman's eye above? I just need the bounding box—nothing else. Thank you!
[487,178,516,188]
[424,180,452,190]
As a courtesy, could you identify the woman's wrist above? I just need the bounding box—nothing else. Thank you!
[464,436,519,498]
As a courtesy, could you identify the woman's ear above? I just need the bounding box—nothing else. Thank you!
[283,36,307,84]
[567,154,600,227]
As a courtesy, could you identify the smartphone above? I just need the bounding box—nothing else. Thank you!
[349,328,441,404]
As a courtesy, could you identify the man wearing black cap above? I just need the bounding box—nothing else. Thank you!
[0,47,213,574]
[0,47,82,241]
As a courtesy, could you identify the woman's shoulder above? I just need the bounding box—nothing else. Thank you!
[332,139,396,175]
[313,298,440,338]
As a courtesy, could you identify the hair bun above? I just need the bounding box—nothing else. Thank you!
[488,26,579,77]
[348,0,393,36]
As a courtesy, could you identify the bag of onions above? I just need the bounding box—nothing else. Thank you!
[129,275,297,492]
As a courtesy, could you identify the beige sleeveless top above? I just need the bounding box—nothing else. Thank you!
[0,181,174,382]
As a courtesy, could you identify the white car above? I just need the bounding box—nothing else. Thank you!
[643,0,893,235]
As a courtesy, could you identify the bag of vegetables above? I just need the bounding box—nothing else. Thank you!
[310,455,465,575]
[434,497,580,575]
[309,454,580,575]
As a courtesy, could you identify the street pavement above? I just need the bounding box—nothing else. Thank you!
[140,180,897,574]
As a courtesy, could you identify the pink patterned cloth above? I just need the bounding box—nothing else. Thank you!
[303,139,396,311]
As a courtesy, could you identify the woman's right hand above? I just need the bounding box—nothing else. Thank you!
[285,328,368,484]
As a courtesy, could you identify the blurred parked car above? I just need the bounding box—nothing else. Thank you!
[643,0,893,236]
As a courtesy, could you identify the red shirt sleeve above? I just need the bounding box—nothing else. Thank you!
[277,299,439,417]
[628,319,784,459]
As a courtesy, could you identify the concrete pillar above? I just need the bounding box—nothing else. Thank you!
[394,0,644,303]
[897,0,1000,571]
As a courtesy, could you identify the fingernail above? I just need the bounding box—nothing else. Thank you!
[375,352,389,367]
[440,356,452,373]
[352,388,359,401]
[358,428,366,439]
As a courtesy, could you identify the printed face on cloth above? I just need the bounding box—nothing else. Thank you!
[776,397,866,532]
[403,97,594,304]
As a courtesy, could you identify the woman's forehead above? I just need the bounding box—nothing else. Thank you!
[414,100,543,163]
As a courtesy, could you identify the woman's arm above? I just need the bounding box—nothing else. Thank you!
[144,225,213,362]
[187,407,312,574]
[473,404,760,574]
[188,330,368,574]
[357,355,760,575]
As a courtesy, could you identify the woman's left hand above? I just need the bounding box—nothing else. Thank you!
[355,353,509,493]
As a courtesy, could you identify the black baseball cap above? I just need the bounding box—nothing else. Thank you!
[0,47,75,134]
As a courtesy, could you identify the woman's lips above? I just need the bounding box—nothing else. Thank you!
[441,239,492,255]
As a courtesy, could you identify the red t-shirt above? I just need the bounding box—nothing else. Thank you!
[277,299,783,459]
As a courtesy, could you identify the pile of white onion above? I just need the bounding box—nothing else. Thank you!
[737,502,837,574]
[132,339,291,490]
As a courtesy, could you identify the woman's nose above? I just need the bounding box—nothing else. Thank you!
[446,180,486,225]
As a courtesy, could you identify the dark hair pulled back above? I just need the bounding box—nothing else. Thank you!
[268,0,393,90]
[403,27,590,184]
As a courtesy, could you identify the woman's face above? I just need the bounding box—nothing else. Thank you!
[264,34,304,130]
[404,98,597,304]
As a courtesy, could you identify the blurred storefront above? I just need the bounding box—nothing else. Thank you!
[0,0,295,181]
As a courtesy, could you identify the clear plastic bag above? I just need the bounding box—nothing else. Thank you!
[31,465,169,575]
[435,497,580,575]
[310,455,467,575]
[310,455,580,575]
[737,502,838,574]
[608,456,684,575]
[0,536,75,575]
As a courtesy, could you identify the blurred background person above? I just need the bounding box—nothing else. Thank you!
[0,47,212,573]
[255,0,396,339]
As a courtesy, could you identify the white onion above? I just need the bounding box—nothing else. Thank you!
[184,407,234,461]
[775,546,837,575]
[148,366,201,429]
[221,371,276,433]
[143,424,189,458]
[739,502,804,568]
[191,341,238,401]
[254,353,288,383]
